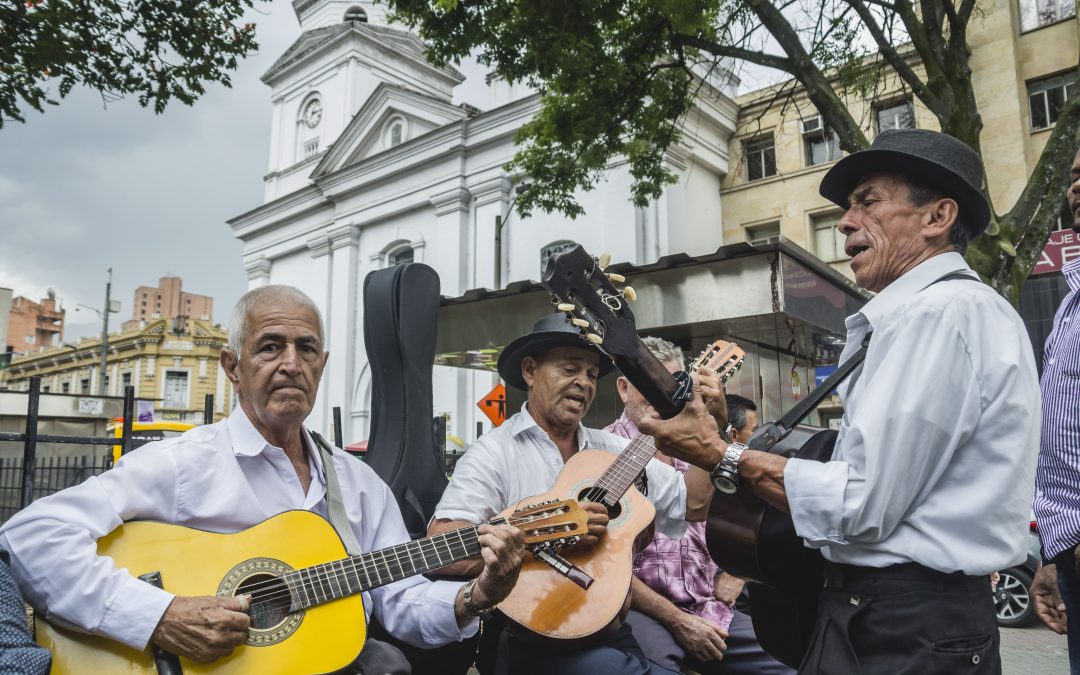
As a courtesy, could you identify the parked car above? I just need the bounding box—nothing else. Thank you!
[993,521,1041,628]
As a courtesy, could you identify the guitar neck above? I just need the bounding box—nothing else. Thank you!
[591,434,657,507]
[284,520,497,611]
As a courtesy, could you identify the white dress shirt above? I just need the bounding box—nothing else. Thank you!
[785,252,1041,575]
[0,405,475,651]
[435,403,688,539]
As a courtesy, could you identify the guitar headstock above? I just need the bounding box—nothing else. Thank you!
[510,499,590,548]
[541,244,641,360]
[690,341,745,384]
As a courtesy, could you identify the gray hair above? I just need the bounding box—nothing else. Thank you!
[227,285,325,353]
[642,336,684,369]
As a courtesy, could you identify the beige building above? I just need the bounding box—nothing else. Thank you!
[721,0,1077,285]
[123,276,214,331]
[0,318,233,424]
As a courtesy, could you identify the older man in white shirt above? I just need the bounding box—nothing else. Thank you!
[0,285,524,674]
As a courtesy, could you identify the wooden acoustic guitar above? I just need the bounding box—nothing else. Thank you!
[497,245,745,642]
[37,502,588,675]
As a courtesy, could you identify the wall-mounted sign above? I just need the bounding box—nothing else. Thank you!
[78,398,103,415]
[1032,228,1080,276]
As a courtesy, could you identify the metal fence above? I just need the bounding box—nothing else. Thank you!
[0,453,113,523]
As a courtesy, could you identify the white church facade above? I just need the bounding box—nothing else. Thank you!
[228,0,742,446]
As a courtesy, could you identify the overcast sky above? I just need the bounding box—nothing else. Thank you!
[0,2,774,344]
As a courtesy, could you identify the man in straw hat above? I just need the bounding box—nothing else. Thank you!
[639,129,1041,672]
[429,313,716,674]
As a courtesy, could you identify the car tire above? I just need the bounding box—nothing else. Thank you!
[994,567,1035,628]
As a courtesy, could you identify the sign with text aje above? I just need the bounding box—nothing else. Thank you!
[1032,228,1080,276]
[477,383,507,427]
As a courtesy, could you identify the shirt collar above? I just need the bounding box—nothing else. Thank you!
[1063,255,1080,292]
[510,401,589,450]
[854,251,972,330]
[227,403,318,461]
[612,410,640,437]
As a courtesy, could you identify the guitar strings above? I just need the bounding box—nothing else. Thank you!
[224,509,578,609]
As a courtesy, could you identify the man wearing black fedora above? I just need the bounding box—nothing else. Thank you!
[429,312,715,674]
[639,128,1041,672]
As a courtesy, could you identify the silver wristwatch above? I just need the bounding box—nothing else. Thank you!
[710,442,747,494]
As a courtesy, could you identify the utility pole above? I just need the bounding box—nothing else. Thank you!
[98,268,112,396]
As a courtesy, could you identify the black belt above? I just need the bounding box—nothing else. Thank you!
[824,561,986,592]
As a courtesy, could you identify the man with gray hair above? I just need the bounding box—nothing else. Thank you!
[0,284,525,674]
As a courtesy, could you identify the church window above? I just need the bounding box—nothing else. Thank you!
[388,246,414,267]
[390,123,402,146]
[540,241,576,275]
[384,116,408,148]
[344,6,368,23]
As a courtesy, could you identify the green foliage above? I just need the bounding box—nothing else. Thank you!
[0,0,264,128]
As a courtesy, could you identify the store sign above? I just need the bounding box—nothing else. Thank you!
[78,398,103,415]
[1032,228,1080,276]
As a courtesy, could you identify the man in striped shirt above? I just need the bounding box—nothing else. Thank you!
[1033,146,1080,672]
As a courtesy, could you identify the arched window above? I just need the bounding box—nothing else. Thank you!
[388,246,414,267]
[344,6,368,22]
[540,240,576,275]
[383,115,408,148]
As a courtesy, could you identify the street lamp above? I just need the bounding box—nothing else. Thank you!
[74,268,121,396]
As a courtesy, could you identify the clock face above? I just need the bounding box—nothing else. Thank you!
[303,99,322,129]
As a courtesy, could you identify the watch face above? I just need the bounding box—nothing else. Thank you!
[303,99,322,128]
[712,474,738,494]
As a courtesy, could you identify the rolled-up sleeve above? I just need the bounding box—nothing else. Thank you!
[644,458,688,539]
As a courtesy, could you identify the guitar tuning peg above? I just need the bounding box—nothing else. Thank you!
[556,303,576,312]
[606,272,625,283]
[598,252,612,269]
[622,286,637,301]
[571,318,590,328]
[586,333,603,344]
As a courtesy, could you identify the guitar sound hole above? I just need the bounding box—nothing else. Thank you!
[237,573,291,630]
[577,488,621,520]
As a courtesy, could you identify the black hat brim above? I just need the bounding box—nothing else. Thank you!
[496,331,616,391]
[819,149,991,236]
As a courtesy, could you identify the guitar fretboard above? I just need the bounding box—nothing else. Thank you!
[282,519,503,611]
[590,434,657,507]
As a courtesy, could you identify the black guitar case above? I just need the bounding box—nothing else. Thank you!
[362,263,447,539]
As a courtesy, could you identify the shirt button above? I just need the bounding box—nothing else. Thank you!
[1049,358,1056,365]
[972,654,980,665]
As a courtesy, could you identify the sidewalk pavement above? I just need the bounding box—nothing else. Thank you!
[1002,623,1068,674]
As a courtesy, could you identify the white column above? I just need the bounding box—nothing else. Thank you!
[323,222,361,439]
[469,177,512,290]
[244,256,272,289]
[305,232,333,433]
[429,186,472,296]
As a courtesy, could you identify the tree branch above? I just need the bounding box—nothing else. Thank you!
[672,34,794,73]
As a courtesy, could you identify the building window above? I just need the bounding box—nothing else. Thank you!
[803,117,841,166]
[42,386,50,393]
[121,372,132,393]
[163,371,189,408]
[61,382,69,393]
[384,116,408,148]
[744,136,776,181]
[746,222,781,246]
[1019,0,1075,32]
[80,378,90,394]
[388,247,414,267]
[812,213,846,262]
[344,5,368,22]
[540,240,577,275]
[876,101,915,132]
[1029,73,1077,131]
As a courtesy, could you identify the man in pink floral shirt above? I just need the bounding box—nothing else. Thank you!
[608,337,792,675]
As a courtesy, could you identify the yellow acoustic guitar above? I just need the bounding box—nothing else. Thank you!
[38,501,588,675]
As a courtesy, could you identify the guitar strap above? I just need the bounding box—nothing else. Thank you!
[310,430,363,556]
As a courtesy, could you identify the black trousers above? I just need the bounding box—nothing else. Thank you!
[799,562,999,675]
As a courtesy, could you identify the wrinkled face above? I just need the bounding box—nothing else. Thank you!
[838,172,951,293]
[221,298,328,437]
[617,359,681,427]
[1069,148,1080,233]
[523,345,601,432]
[732,409,759,444]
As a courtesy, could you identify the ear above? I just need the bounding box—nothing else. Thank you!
[616,376,632,404]
[922,197,959,241]
[220,348,240,388]
[521,356,538,388]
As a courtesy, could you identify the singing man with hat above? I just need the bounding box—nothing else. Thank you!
[639,128,1041,672]
[428,313,715,674]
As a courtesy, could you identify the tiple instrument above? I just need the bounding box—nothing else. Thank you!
[495,244,744,642]
[38,503,588,675]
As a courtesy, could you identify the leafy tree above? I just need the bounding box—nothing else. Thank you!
[0,0,263,128]
[387,0,1080,301]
